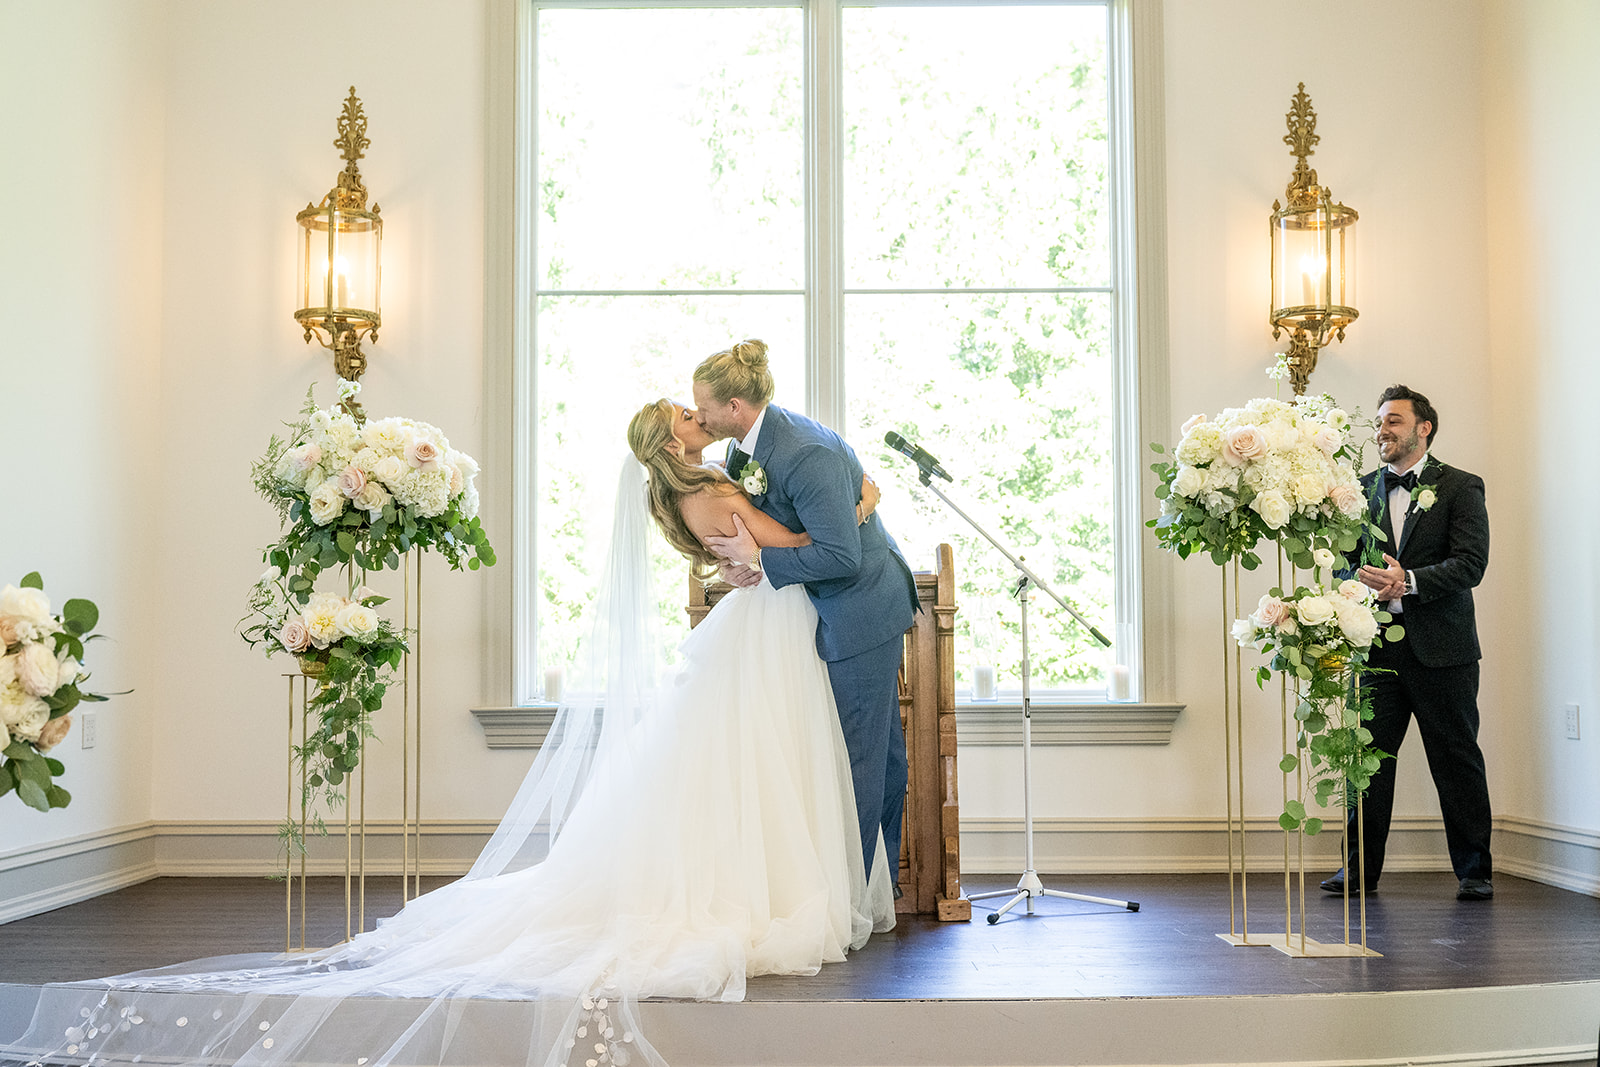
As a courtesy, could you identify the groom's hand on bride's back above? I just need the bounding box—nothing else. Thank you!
[705,512,759,569]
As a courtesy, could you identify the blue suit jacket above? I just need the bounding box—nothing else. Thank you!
[741,405,919,661]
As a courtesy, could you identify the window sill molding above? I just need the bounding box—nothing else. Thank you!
[470,701,1183,750]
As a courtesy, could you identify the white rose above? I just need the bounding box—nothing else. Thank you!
[1334,599,1379,647]
[1172,465,1207,498]
[55,652,80,688]
[1296,595,1337,626]
[1417,488,1437,510]
[1252,489,1293,529]
[1325,408,1350,432]
[372,455,407,488]
[1,684,50,741]
[0,653,15,688]
[335,603,380,640]
[309,478,347,526]
[1338,578,1369,602]
[15,641,61,697]
[0,586,53,635]
[1292,471,1327,507]
[1230,617,1258,648]
[356,480,392,517]
[1312,547,1336,572]
[303,601,343,649]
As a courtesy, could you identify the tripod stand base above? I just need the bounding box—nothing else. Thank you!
[968,870,1139,924]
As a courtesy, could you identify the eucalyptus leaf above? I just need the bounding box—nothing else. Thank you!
[17,778,49,811]
[21,572,43,590]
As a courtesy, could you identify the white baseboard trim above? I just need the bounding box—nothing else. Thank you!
[4,814,1595,923]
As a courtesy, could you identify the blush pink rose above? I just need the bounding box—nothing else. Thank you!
[290,443,322,474]
[36,714,72,752]
[279,619,312,654]
[1253,595,1290,628]
[406,438,444,472]
[1329,483,1365,518]
[0,616,18,647]
[337,464,368,499]
[1180,413,1207,435]
[1222,425,1268,466]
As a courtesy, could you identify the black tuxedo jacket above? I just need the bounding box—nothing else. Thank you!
[1361,459,1489,668]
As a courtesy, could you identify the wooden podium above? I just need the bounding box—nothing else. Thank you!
[689,544,969,921]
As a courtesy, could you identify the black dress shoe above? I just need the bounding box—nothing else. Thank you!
[893,884,903,900]
[1319,869,1378,894]
[1456,877,1494,901]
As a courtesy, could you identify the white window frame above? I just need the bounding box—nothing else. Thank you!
[481,0,1174,718]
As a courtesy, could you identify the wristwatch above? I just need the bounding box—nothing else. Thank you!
[750,548,763,572]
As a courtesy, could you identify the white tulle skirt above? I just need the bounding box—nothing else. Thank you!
[3,580,893,1067]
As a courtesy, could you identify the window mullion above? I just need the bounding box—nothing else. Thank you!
[806,0,845,430]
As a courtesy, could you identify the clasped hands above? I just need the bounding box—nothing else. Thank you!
[1358,553,1408,601]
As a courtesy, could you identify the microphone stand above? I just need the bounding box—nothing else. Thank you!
[911,465,1140,923]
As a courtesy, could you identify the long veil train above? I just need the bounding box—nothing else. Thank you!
[3,460,893,1067]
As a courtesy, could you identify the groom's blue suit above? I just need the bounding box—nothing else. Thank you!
[738,404,920,878]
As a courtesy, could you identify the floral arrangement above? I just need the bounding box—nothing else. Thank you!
[1149,391,1380,572]
[1232,563,1401,832]
[242,574,407,837]
[251,381,496,605]
[1,574,114,812]
[246,380,493,844]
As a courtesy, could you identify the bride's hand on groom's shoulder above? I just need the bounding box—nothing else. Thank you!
[720,561,762,588]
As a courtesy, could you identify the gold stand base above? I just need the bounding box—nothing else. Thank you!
[1215,932,1272,947]
[1261,933,1382,958]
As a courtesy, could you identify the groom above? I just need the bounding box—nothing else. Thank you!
[692,340,920,889]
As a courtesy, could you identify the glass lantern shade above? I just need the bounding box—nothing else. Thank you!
[295,204,382,334]
[1270,192,1357,344]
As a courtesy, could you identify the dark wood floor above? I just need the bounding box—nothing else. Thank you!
[2,872,1597,1003]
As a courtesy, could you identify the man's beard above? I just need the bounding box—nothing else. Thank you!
[1379,429,1420,465]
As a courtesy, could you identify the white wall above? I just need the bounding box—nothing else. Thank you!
[1480,0,1600,832]
[146,0,519,828]
[0,0,166,853]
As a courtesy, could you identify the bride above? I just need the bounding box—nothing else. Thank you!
[3,398,893,1067]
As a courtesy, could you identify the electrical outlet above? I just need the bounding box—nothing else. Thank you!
[1564,704,1580,740]
[80,710,97,749]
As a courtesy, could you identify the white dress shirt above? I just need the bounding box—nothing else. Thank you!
[733,404,770,462]
[1384,453,1428,612]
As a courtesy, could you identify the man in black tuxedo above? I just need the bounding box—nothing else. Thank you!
[1321,385,1495,901]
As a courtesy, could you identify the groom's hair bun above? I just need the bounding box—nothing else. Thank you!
[694,339,774,407]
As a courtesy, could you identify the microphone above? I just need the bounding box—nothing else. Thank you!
[884,431,953,482]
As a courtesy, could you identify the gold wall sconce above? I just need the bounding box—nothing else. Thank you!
[1270,83,1357,396]
[296,87,382,418]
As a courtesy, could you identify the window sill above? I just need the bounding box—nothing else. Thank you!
[469,701,1183,750]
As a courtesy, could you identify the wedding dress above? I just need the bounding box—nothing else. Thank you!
[3,460,893,1067]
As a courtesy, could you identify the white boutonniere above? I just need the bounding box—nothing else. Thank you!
[1412,485,1436,512]
[738,459,768,496]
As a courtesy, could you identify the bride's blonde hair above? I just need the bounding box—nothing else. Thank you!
[692,338,774,407]
[627,399,732,580]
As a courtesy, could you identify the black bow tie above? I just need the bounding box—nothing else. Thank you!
[1384,469,1418,494]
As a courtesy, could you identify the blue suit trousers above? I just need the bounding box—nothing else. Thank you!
[826,631,907,881]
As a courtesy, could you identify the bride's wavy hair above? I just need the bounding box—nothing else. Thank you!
[627,399,730,580]
[693,338,775,406]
